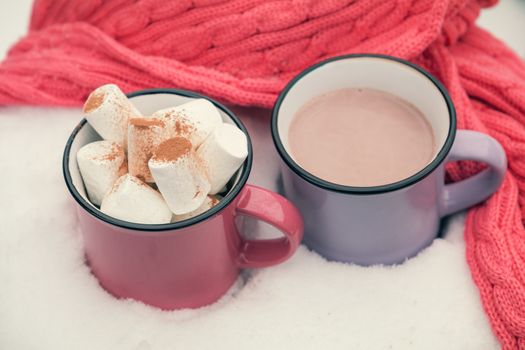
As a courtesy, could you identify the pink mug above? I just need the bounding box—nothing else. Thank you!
[63,89,304,310]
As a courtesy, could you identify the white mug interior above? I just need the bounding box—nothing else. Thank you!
[275,56,451,175]
[68,92,243,210]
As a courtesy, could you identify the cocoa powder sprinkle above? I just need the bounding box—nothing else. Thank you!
[210,196,219,206]
[175,119,194,134]
[83,91,105,113]
[152,137,192,162]
[102,144,124,161]
[118,159,128,177]
[129,117,165,128]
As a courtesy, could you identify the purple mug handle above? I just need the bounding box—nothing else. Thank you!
[440,130,507,217]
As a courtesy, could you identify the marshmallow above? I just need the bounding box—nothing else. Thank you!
[127,116,167,182]
[172,195,221,222]
[100,174,172,224]
[77,141,127,206]
[153,99,222,147]
[197,123,248,194]
[148,137,211,215]
[83,84,141,146]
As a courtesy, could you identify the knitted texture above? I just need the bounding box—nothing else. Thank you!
[1,0,525,348]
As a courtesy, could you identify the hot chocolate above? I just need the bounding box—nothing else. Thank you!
[289,88,435,187]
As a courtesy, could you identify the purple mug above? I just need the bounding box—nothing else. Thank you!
[271,54,507,265]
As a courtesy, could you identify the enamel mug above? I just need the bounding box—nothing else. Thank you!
[64,89,303,309]
[271,54,506,265]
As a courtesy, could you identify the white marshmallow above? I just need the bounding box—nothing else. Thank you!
[148,137,211,215]
[172,195,221,222]
[153,98,222,148]
[77,141,127,206]
[100,174,172,224]
[197,123,248,194]
[83,84,141,147]
[127,117,167,182]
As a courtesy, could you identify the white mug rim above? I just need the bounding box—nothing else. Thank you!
[271,54,457,195]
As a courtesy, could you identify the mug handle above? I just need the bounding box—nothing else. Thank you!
[235,184,304,268]
[440,130,507,217]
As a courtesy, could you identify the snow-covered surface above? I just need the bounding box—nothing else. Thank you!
[0,96,499,350]
[1,1,524,349]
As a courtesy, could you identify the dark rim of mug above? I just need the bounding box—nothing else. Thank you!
[271,54,457,195]
[63,88,253,232]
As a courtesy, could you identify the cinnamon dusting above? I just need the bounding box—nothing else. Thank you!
[128,118,165,182]
[118,159,128,177]
[175,119,194,135]
[129,117,165,128]
[158,111,194,136]
[83,91,105,113]
[102,143,125,161]
[209,196,220,206]
[152,137,192,162]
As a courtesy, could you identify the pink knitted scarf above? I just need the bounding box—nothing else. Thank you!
[2,0,525,348]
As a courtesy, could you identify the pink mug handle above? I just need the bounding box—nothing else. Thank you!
[235,184,304,268]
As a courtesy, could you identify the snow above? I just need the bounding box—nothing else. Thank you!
[0,107,498,349]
